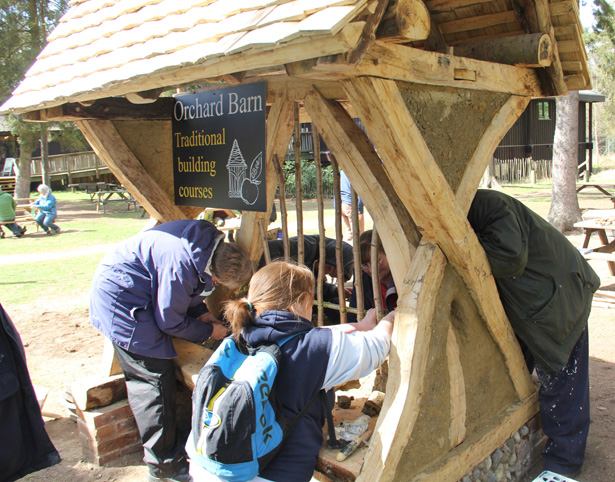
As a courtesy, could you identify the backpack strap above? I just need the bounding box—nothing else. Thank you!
[281,387,323,442]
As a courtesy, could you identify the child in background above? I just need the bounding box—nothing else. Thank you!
[187,261,394,482]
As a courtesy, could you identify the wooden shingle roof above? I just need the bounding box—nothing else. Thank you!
[0,0,590,115]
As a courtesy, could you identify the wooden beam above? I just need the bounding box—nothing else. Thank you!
[359,241,446,482]
[519,0,568,95]
[425,0,492,10]
[286,41,543,97]
[236,87,294,260]
[343,77,535,400]
[376,0,430,44]
[71,374,126,411]
[561,60,583,71]
[453,33,553,67]
[416,392,539,481]
[347,0,390,65]
[303,89,420,284]
[22,97,174,122]
[76,119,186,222]
[439,11,519,35]
[447,325,466,448]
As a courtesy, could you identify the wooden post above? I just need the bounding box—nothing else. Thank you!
[294,103,304,266]
[352,188,364,320]
[272,153,290,261]
[371,227,383,319]
[314,123,326,327]
[258,218,271,264]
[330,154,347,323]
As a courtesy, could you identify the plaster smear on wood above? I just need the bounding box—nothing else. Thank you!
[395,83,508,192]
[113,120,202,219]
[394,266,518,478]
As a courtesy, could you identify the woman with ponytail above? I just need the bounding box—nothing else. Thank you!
[188,261,394,482]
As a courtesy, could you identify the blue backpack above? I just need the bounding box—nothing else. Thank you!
[189,334,321,481]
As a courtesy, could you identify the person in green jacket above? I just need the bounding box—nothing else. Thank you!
[0,187,27,238]
[468,189,600,478]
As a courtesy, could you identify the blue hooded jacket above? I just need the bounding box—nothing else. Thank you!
[90,220,224,358]
[243,311,332,482]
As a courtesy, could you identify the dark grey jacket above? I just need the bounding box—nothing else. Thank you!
[468,189,600,373]
[0,304,60,482]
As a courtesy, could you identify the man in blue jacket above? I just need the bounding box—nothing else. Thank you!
[468,189,600,478]
[90,219,252,482]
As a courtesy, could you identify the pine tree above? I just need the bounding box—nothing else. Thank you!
[1,1,70,197]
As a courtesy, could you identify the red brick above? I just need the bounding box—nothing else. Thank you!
[77,399,134,429]
[97,431,139,454]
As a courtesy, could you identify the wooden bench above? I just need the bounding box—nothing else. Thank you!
[576,183,615,207]
[95,190,141,214]
[0,199,38,237]
[574,218,615,276]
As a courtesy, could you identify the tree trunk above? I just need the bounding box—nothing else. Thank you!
[14,151,33,199]
[548,91,581,232]
[40,124,51,186]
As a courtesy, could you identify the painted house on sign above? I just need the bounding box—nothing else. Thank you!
[227,139,247,199]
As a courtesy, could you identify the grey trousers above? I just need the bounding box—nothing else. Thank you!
[113,344,189,477]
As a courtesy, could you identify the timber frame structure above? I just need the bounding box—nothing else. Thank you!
[1,0,590,480]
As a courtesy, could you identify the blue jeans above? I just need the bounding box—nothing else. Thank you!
[35,213,58,232]
[0,220,24,236]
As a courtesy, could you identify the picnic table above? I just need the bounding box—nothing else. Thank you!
[576,183,615,206]
[574,216,615,276]
[69,182,119,201]
[95,189,140,214]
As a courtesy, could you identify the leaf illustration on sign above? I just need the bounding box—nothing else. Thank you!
[249,152,262,185]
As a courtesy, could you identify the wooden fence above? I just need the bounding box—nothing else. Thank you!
[493,158,552,183]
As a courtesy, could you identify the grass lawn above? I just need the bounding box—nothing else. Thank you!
[2,162,615,307]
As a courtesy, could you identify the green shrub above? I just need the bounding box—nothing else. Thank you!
[281,159,334,199]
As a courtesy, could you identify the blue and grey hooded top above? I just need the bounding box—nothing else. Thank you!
[90,219,224,358]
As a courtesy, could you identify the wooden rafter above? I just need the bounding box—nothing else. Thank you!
[286,42,544,97]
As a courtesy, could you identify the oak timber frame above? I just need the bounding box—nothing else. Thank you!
[30,46,545,481]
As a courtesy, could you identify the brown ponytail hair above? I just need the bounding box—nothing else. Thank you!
[224,261,315,339]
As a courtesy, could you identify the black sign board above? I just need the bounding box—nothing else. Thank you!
[172,82,267,212]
